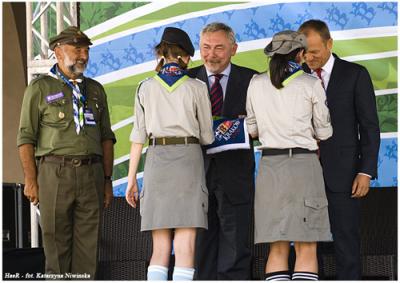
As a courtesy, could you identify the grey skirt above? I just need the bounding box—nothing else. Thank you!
[254,153,332,243]
[140,144,208,231]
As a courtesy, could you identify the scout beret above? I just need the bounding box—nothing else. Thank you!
[49,26,92,51]
[156,27,195,56]
[264,30,307,56]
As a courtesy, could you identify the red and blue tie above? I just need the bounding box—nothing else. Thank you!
[210,74,223,116]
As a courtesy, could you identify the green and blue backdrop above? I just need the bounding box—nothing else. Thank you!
[78,1,397,196]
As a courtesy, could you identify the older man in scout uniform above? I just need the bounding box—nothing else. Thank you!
[17,26,116,279]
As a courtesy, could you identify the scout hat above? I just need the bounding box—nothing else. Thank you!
[156,27,195,56]
[264,30,307,56]
[49,26,92,51]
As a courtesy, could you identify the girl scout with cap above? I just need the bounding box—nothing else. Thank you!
[126,27,214,281]
[246,30,333,281]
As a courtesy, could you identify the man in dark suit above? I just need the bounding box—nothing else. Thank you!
[298,20,380,280]
[187,22,257,280]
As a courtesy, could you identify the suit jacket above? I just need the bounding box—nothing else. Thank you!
[187,64,258,204]
[319,55,380,192]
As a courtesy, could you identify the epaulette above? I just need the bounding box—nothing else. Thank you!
[136,77,151,111]
[28,74,52,86]
[137,77,152,94]
[194,78,207,85]
[304,72,315,78]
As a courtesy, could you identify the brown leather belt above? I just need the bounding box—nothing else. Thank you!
[262,148,317,156]
[41,155,102,167]
[150,137,199,146]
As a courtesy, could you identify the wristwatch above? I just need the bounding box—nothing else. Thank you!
[104,176,113,181]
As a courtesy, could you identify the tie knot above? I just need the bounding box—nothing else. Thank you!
[213,74,223,81]
[315,68,323,78]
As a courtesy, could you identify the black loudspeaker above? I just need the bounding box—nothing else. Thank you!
[97,197,152,280]
[3,248,45,280]
[2,183,31,248]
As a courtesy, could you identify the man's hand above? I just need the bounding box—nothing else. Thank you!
[24,178,39,205]
[125,181,139,208]
[351,174,370,198]
[104,180,113,208]
[19,144,39,205]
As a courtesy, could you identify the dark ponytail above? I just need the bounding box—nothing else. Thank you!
[269,48,303,89]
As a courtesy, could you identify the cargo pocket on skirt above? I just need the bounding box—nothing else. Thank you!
[304,197,329,229]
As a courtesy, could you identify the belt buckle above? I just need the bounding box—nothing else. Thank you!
[162,137,166,145]
[289,148,293,157]
[184,137,188,145]
[71,158,82,167]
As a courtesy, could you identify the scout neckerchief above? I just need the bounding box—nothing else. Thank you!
[154,62,189,92]
[282,60,304,87]
[50,64,86,134]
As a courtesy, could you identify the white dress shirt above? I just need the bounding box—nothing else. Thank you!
[311,53,335,91]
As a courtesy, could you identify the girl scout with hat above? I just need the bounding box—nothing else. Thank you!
[126,27,214,281]
[246,30,333,281]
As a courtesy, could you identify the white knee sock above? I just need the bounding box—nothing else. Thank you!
[292,271,318,280]
[147,265,168,281]
[172,266,195,281]
[265,270,291,281]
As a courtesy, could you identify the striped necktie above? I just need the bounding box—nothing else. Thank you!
[69,79,84,134]
[315,68,325,90]
[210,74,223,116]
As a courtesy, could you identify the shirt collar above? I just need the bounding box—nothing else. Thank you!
[313,53,335,75]
[206,63,231,78]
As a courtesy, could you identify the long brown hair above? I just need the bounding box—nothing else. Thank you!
[155,42,189,72]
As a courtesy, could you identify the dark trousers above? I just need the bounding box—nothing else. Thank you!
[194,162,252,280]
[326,189,361,280]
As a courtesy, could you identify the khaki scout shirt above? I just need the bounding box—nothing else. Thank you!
[246,72,332,150]
[130,76,214,145]
[17,73,116,156]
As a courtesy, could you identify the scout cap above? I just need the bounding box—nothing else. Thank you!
[157,27,195,56]
[49,26,92,51]
[264,30,307,56]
